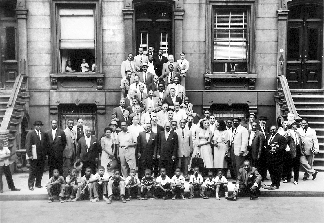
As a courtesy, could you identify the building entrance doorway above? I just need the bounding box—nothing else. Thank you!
[135,2,173,55]
[286,1,323,89]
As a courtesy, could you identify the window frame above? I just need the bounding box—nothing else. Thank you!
[206,0,256,74]
[50,0,102,74]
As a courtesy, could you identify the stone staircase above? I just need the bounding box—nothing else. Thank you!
[291,90,324,172]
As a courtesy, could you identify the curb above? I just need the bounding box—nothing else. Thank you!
[1,191,324,201]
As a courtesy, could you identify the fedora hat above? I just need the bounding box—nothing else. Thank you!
[33,121,44,126]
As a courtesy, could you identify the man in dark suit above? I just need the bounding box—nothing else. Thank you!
[112,98,127,126]
[76,127,101,175]
[136,123,158,178]
[44,120,67,178]
[154,49,168,77]
[265,125,286,190]
[247,122,264,169]
[157,122,178,177]
[257,116,269,181]
[163,87,182,110]
[26,121,46,190]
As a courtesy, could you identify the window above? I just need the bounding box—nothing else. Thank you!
[51,1,102,74]
[213,8,249,73]
[5,27,16,60]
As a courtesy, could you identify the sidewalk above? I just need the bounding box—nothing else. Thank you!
[0,171,323,201]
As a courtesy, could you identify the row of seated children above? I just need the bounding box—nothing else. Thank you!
[47,165,259,204]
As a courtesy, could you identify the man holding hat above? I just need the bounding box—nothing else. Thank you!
[26,121,46,190]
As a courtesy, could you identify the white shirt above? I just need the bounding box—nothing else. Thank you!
[177,59,189,73]
[249,131,255,146]
[146,97,155,109]
[147,62,155,74]
[0,147,11,166]
[146,132,151,142]
[158,91,165,100]
[35,130,42,140]
[52,129,57,140]
[128,124,144,139]
[173,109,187,125]
[165,130,170,140]
[171,175,185,186]
[189,174,203,184]
[156,175,172,186]
[214,176,228,184]
[85,136,91,149]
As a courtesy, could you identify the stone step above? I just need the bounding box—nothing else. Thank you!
[291,89,324,95]
[294,102,324,108]
[292,95,324,103]
[314,158,324,167]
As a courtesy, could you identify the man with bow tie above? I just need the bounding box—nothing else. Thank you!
[63,119,76,178]
[297,119,319,181]
[176,52,190,87]
[44,120,67,178]
[26,121,46,190]
[76,127,100,176]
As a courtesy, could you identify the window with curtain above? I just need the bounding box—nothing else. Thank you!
[59,8,96,73]
[213,8,248,73]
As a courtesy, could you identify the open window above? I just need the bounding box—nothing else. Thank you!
[51,1,102,74]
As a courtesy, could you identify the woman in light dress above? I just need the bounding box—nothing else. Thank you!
[212,120,230,169]
[100,127,115,173]
[194,119,214,169]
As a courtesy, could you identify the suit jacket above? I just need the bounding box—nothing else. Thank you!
[237,167,262,187]
[297,127,319,155]
[248,130,264,160]
[287,129,302,158]
[137,131,158,160]
[158,131,178,160]
[44,129,67,161]
[77,136,101,162]
[162,62,179,77]
[266,133,286,164]
[134,54,149,70]
[154,55,168,76]
[232,125,249,156]
[138,71,154,87]
[166,83,185,101]
[176,128,193,157]
[163,96,182,108]
[112,106,127,124]
[63,127,76,159]
[120,60,136,78]
[25,129,46,160]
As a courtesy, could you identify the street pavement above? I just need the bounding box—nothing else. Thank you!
[0,170,323,200]
[0,197,324,223]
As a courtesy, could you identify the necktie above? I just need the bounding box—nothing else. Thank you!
[144,72,146,83]
[129,61,133,72]
[188,122,192,130]
[182,129,184,138]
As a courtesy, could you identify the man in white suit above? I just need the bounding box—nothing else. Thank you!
[134,47,148,72]
[63,119,76,178]
[120,53,136,78]
[231,117,249,178]
[297,119,319,180]
[176,119,193,176]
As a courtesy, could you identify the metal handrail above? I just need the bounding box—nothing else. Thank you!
[7,74,23,108]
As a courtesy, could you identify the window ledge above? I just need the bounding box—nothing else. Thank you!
[204,73,257,90]
[50,73,104,90]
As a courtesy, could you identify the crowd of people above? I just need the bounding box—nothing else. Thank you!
[0,47,320,204]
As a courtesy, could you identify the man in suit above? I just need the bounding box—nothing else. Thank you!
[147,75,160,93]
[225,119,236,179]
[166,76,185,102]
[143,89,159,112]
[176,52,190,87]
[135,84,148,106]
[257,116,269,181]
[157,103,169,127]
[129,75,147,96]
[112,99,127,126]
[72,118,86,143]
[120,70,136,98]
[44,120,67,178]
[134,47,148,72]
[154,49,168,77]
[163,88,182,110]
[76,127,101,175]
[63,119,76,178]
[138,63,154,89]
[156,82,168,102]
[231,118,249,179]
[162,55,179,79]
[26,121,46,190]
[265,125,286,190]
[161,63,180,85]
[120,53,136,78]
[137,123,158,178]
[297,119,319,180]
[247,122,264,169]
[157,122,178,177]
[176,119,193,176]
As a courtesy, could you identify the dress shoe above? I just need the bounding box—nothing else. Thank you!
[29,187,34,191]
[11,188,21,191]
[302,176,308,181]
[282,179,288,183]
[267,186,276,190]
[293,181,298,185]
[35,185,43,188]
[312,171,319,180]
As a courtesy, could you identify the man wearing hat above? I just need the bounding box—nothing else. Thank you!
[26,121,46,190]
[139,62,154,88]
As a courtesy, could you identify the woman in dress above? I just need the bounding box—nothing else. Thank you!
[212,120,230,170]
[100,127,115,173]
[195,119,214,170]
